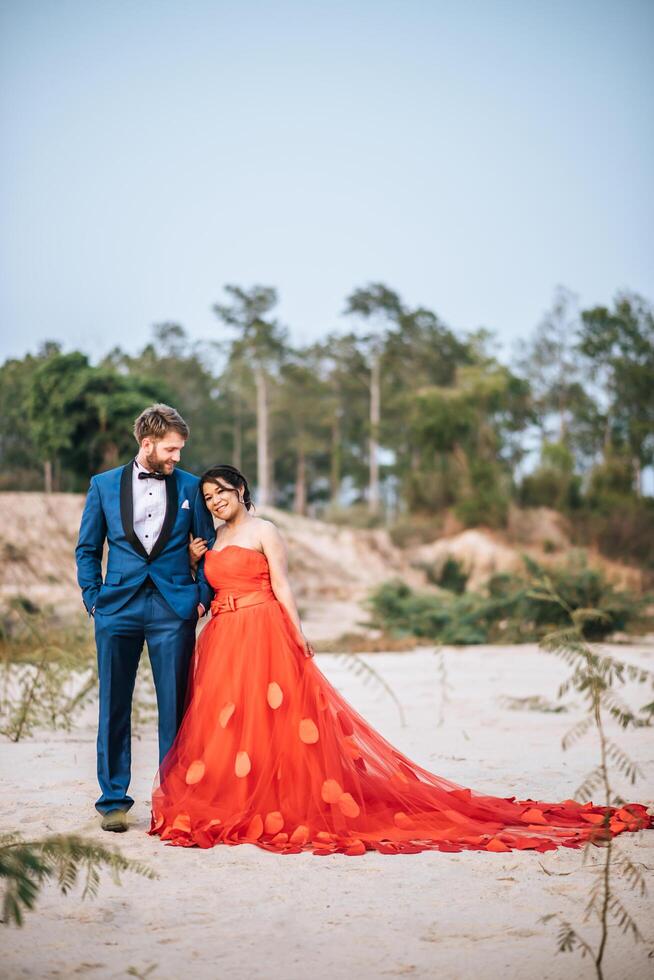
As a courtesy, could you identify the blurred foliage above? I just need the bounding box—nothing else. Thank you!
[535,577,654,976]
[1,283,653,569]
[519,441,583,510]
[0,599,157,740]
[428,557,469,594]
[367,556,652,645]
[0,599,96,741]
[0,598,94,666]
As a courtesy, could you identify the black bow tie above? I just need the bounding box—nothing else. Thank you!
[138,470,166,481]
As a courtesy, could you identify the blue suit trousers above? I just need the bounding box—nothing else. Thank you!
[94,581,197,814]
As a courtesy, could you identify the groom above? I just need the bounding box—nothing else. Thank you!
[76,403,215,832]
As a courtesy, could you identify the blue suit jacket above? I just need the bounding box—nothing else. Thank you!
[75,462,215,620]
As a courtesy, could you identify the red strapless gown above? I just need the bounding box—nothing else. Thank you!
[149,546,652,855]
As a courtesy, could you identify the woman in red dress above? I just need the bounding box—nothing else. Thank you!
[149,465,651,855]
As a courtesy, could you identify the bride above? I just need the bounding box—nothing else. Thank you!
[149,465,651,855]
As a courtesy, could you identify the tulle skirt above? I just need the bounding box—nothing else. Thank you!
[149,599,651,855]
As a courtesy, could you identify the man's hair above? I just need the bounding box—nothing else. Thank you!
[133,404,190,444]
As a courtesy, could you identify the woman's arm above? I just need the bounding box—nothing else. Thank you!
[188,534,208,575]
[260,522,314,658]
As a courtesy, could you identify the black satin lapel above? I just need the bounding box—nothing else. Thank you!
[120,463,149,561]
[148,470,178,562]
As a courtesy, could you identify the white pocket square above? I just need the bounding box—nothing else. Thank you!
[181,499,190,510]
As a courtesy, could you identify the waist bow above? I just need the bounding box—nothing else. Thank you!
[211,589,274,617]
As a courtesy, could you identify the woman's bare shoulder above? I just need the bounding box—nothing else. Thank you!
[253,516,280,537]
[254,517,285,547]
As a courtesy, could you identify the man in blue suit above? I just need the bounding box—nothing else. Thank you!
[76,404,215,832]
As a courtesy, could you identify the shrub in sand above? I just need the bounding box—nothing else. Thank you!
[0,598,96,741]
[532,576,654,980]
[367,555,651,645]
[0,597,157,741]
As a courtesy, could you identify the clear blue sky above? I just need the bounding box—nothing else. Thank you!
[1,0,652,362]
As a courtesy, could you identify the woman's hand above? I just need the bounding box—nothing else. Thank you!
[189,534,208,571]
[298,633,315,659]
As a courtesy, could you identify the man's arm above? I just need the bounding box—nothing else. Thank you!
[192,486,215,613]
[75,478,107,616]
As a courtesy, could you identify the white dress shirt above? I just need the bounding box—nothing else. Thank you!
[132,458,167,553]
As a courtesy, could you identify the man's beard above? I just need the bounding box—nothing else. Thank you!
[144,448,172,475]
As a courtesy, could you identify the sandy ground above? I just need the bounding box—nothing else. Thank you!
[2,640,653,980]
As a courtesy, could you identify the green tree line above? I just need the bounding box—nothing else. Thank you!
[1,283,652,567]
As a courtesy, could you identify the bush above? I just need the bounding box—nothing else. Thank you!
[422,556,469,594]
[519,467,582,510]
[571,498,654,575]
[518,441,582,510]
[367,556,651,645]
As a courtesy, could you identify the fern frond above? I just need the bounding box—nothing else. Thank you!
[612,849,648,897]
[561,716,593,750]
[574,765,606,802]
[599,688,638,729]
[604,739,644,785]
[607,893,643,941]
[571,607,611,627]
[1,834,156,927]
[540,914,594,957]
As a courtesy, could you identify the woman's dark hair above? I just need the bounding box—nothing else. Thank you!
[199,465,254,511]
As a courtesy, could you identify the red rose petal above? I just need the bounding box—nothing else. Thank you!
[219,702,235,728]
[337,711,354,736]
[264,811,284,835]
[321,779,344,804]
[581,812,607,825]
[449,788,472,803]
[267,682,283,709]
[185,760,206,785]
[520,807,547,825]
[245,814,263,840]
[299,718,319,744]
[290,825,309,845]
[338,793,360,819]
[343,737,362,759]
[398,761,420,783]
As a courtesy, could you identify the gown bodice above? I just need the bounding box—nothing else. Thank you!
[204,546,273,596]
